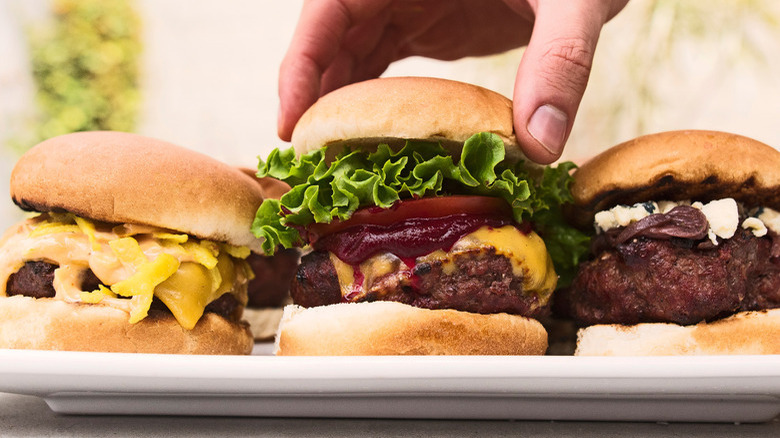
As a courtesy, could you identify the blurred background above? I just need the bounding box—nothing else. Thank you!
[1,0,779,230]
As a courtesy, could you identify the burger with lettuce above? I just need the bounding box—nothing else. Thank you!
[253,77,588,355]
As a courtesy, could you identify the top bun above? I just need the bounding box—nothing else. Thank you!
[11,131,266,253]
[291,77,523,160]
[567,130,780,229]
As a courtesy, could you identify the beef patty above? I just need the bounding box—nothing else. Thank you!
[291,248,548,317]
[568,227,780,325]
[245,248,299,308]
[5,260,242,322]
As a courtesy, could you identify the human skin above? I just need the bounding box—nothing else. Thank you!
[277,0,629,164]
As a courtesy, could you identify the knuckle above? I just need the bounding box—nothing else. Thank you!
[538,36,594,93]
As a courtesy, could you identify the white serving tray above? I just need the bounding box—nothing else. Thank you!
[0,347,778,423]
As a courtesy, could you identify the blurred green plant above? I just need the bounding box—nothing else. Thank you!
[22,0,141,150]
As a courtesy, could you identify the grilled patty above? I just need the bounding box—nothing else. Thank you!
[291,248,548,317]
[5,260,242,322]
[245,248,299,308]
[568,227,780,325]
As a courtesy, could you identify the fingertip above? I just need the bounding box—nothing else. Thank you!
[277,56,321,142]
[510,0,612,164]
[277,101,293,142]
[276,74,299,142]
[514,106,566,165]
[517,140,562,165]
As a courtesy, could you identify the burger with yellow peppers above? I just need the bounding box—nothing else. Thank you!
[0,131,261,354]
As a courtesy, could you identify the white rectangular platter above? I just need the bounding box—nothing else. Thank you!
[0,348,778,423]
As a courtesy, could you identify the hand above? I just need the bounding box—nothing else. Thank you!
[277,0,628,164]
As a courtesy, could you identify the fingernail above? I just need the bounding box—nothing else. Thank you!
[527,104,568,156]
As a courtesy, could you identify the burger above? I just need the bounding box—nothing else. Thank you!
[564,130,780,355]
[238,169,300,341]
[252,77,589,355]
[242,248,299,340]
[0,131,263,354]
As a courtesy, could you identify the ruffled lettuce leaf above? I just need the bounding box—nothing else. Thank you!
[252,132,589,285]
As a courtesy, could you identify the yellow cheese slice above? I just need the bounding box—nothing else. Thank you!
[329,225,557,305]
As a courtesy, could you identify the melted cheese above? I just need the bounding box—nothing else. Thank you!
[154,253,237,330]
[329,225,557,306]
[0,214,251,329]
[329,252,404,302]
[329,252,356,299]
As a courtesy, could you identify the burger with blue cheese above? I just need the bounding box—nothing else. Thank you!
[565,130,780,355]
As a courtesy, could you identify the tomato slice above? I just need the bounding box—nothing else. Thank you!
[306,195,512,239]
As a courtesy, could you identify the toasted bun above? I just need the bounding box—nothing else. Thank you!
[0,296,253,354]
[11,131,266,253]
[568,130,780,229]
[291,77,524,161]
[274,302,548,356]
[574,309,780,356]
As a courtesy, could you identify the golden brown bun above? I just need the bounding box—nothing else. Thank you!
[568,130,780,229]
[291,77,525,161]
[274,302,548,356]
[0,296,253,354]
[11,131,266,253]
[574,309,780,356]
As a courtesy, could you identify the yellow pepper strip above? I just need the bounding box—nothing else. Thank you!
[48,212,73,223]
[221,243,251,259]
[73,216,101,251]
[80,284,117,303]
[109,237,148,268]
[128,293,155,325]
[182,241,218,269]
[153,232,189,243]
[207,265,222,293]
[28,222,80,238]
[111,253,181,324]
[111,223,159,237]
[237,258,255,281]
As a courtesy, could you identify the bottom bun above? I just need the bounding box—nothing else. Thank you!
[274,301,548,356]
[0,296,253,354]
[575,309,780,356]
[243,306,285,341]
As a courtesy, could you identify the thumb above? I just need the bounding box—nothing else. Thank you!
[512,1,611,164]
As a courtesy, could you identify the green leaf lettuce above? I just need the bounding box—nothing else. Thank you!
[252,132,589,287]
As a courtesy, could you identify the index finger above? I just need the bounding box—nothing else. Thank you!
[278,0,393,141]
[511,0,619,163]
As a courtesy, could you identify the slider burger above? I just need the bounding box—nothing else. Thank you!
[565,130,780,355]
[253,77,589,355]
[242,247,298,340]
[0,131,262,354]
[238,169,300,341]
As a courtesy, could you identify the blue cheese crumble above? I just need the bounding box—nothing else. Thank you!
[594,198,779,245]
